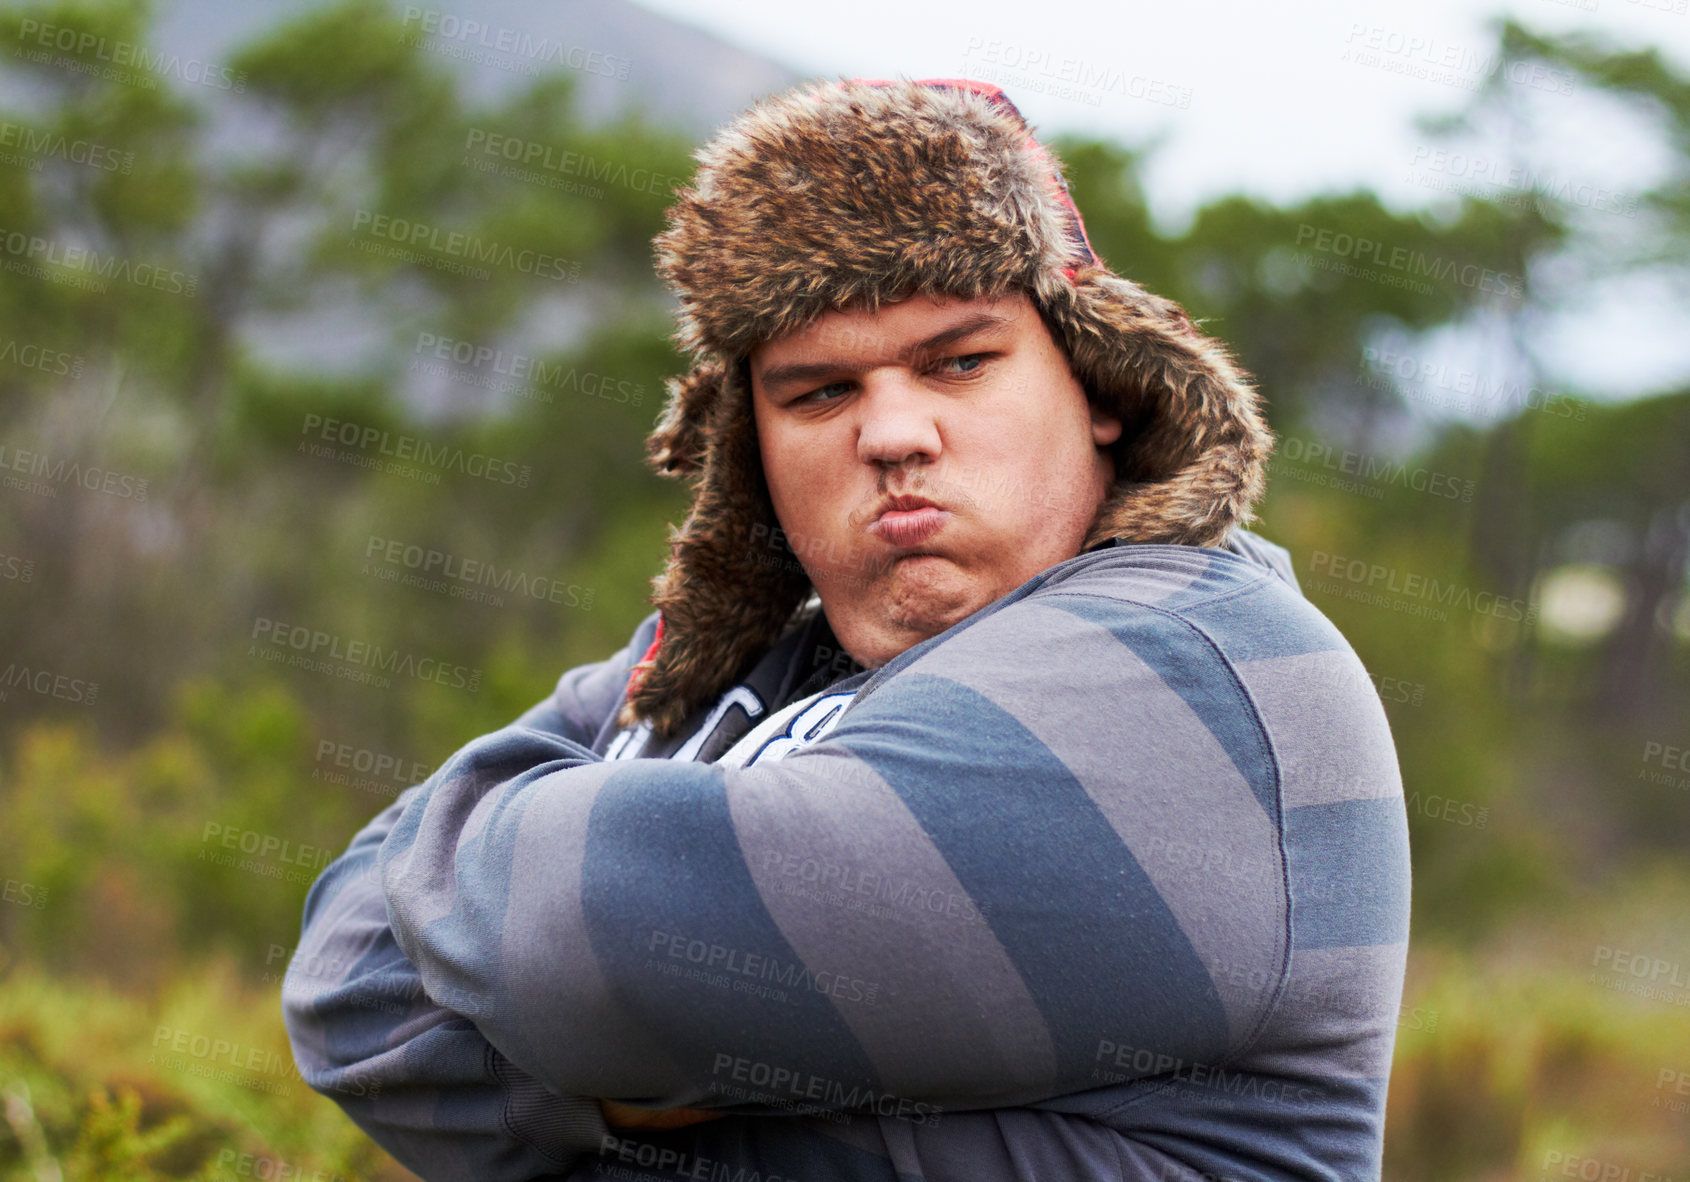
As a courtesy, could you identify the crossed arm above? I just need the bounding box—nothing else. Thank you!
[283,590,1287,1179]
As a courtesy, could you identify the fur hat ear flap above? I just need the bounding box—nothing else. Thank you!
[1043,269,1273,549]
[646,358,726,477]
[619,362,814,737]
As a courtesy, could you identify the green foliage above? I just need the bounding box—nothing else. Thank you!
[0,960,408,1179]
[0,0,696,744]
[1385,866,1690,1180]
[0,680,365,983]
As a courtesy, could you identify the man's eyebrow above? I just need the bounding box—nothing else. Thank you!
[755,312,1013,392]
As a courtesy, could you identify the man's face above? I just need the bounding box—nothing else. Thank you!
[750,290,1123,670]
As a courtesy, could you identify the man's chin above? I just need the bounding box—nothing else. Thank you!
[881,558,988,641]
[814,554,992,667]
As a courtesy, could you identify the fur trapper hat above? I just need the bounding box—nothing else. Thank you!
[619,76,1273,736]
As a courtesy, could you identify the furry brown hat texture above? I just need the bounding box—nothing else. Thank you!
[619,76,1273,737]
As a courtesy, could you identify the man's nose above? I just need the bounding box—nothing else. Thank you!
[854,372,942,470]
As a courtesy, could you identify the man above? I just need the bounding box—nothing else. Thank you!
[283,78,1410,1181]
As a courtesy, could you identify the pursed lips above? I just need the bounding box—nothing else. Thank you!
[867,494,951,549]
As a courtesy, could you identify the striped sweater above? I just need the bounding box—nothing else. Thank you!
[282,530,1411,1181]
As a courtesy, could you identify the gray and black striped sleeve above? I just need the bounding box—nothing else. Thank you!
[280,632,650,1180]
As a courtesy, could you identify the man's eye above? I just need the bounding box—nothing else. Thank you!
[938,354,986,375]
[801,382,852,403]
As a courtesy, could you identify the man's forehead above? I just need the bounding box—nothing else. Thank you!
[750,291,1029,371]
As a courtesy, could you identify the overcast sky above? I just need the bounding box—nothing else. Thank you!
[634,0,1687,218]
[632,0,1690,401]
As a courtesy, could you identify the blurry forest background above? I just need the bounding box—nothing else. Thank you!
[1,1,1688,1178]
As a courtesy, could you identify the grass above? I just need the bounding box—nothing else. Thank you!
[0,954,415,1181]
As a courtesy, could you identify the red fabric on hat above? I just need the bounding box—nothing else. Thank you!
[626,614,665,698]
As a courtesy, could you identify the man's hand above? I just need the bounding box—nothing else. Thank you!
[599,1100,724,1130]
